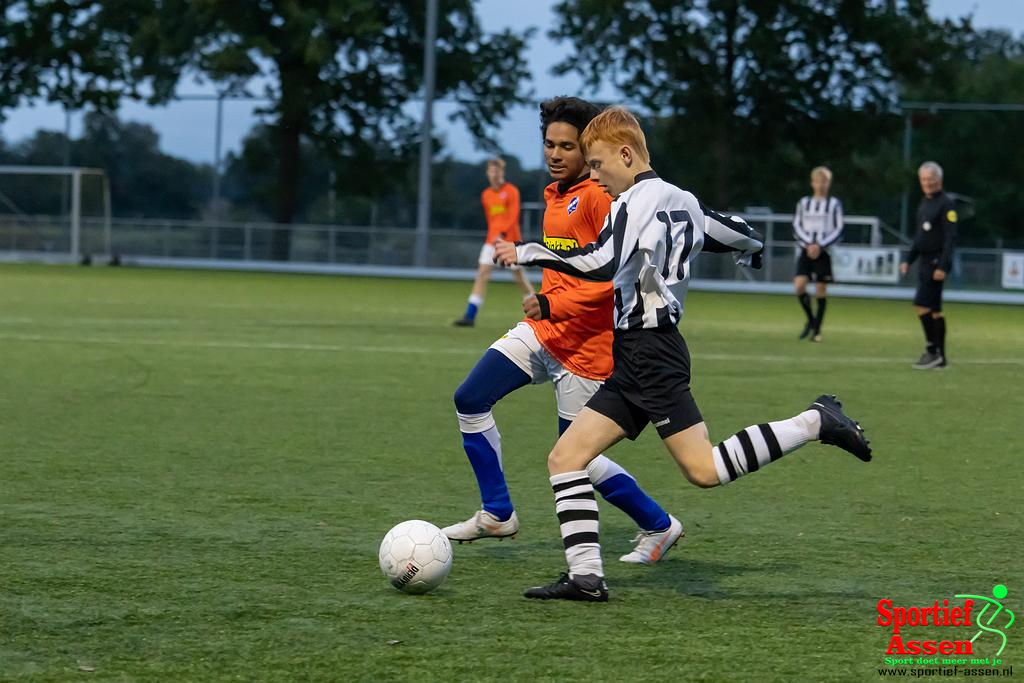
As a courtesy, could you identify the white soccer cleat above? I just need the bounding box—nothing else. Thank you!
[619,514,684,564]
[441,510,520,544]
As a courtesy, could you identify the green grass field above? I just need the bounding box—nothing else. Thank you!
[2,264,1022,682]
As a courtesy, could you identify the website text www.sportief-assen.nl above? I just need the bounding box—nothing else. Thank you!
[878,665,1013,677]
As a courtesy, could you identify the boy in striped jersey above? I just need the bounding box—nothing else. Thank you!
[495,108,872,602]
[793,167,844,341]
[442,97,683,566]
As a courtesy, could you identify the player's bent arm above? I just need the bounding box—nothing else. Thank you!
[516,240,617,282]
[793,200,813,246]
[701,206,765,268]
[516,209,623,282]
[940,204,957,272]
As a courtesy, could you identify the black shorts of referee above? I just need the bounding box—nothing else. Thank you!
[795,249,833,283]
[585,325,703,441]
[913,253,945,312]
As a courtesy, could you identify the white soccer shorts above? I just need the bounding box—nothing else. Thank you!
[489,322,601,421]
[478,243,521,270]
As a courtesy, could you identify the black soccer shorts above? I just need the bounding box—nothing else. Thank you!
[585,326,704,441]
[913,257,945,312]
[795,249,833,283]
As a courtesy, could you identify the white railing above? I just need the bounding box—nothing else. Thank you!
[0,213,1018,301]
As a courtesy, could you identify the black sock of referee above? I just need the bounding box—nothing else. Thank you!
[934,316,947,357]
[919,312,936,354]
[814,297,827,332]
[798,292,814,323]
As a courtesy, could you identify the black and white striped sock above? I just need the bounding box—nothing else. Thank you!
[550,470,603,579]
[712,410,821,485]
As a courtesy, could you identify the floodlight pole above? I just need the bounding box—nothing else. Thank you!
[414,0,438,267]
[70,169,82,261]
[900,111,912,238]
[213,94,224,216]
[103,175,112,255]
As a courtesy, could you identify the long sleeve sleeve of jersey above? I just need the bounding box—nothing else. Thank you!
[939,202,958,271]
[701,206,765,269]
[516,207,625,282]
[793,200,813,246]
[819,199,844,248]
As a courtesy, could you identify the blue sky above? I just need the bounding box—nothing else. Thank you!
[1,0,1021,168]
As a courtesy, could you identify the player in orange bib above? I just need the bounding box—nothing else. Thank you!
[453,158,533,326]
[442,97,683,564]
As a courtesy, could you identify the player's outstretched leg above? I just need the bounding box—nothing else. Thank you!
[707,394,872,486]
[443,350,530,542]
[556,417,683,564]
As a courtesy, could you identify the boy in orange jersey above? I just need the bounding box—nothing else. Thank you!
[453,158,533,327]
[442,97,683,565]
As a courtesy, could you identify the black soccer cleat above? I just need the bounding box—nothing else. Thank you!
[452,318,475,327]
[523,572,608,602]
[912,351,944,370]
[810,394,872,462]
[799,322,813,340]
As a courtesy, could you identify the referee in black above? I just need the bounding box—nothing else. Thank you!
[899,161,958,369]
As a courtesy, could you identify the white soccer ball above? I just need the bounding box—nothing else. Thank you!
[378,520,453,594]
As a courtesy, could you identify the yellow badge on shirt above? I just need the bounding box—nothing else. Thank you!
[947,209,958,223]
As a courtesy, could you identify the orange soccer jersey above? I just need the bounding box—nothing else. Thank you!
[526,177,614,381]
[481,182,521,244]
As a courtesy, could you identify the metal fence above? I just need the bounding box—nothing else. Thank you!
[0,212,1017,297]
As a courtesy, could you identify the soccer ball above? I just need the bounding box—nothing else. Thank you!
[378,520,453,594]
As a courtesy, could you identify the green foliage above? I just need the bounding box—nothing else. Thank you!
[0,111,211,218]
[0,0,532,234]
[551,0,1024,243]
[1,266,1022,680]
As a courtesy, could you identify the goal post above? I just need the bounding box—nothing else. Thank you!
[0,165,112,262]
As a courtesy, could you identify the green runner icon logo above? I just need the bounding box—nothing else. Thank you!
[955,584,1014,656]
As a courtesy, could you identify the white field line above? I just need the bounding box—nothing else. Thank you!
[0,313,1018,343]
[1,331,1022,365]
[0,314,960,339]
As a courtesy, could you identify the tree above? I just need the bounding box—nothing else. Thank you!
[0,112,212,218]
[1,1,533,258]
[549,0,964,209]
[159,0,532,257]
[900,28,1024,245]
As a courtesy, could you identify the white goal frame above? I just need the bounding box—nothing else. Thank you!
[0,165,112,261]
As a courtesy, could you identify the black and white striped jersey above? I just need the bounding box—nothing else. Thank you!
[793,196,844,248]
[515,170,764,330]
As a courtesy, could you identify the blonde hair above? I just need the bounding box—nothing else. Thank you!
[486,157,506,170]
[581,106,650,164]
[810,166,833,182]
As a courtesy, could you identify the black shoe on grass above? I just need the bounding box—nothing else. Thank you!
[452,318,475,327]
[524,572,608,602]
[912,351,944,369]
[810,394,872,462]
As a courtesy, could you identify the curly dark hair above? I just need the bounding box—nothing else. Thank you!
[539,96,602,138]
